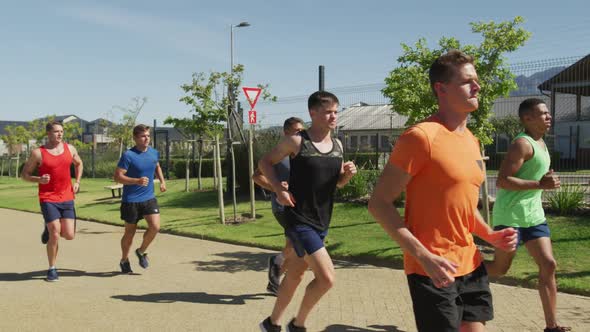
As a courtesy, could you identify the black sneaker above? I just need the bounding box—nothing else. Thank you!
[135,249,149,269]
[286,319,306,332]
[41,226,49,244]
[266,282,278,296]
[46,268,59,282]
[120,260,133,274]
[259,317,281,332]
[267,255,281,288]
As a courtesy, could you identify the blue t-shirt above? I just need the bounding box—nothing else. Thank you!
[117,146,159,203]
[270,157,290,213]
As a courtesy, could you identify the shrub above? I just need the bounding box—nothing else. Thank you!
[336,169,380,200]
[547,184,586,215]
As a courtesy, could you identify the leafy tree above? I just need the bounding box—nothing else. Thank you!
[27,115,89,150]
[1,125,30,156]
[490,115,523,140]
[165,65,275,222]
[106,97,147,156]
[382,16,531,145]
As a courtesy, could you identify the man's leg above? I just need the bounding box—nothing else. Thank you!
[59,218,76,240]
[460,321,485,332]
[525,237,559,329]
[279,238,295,275]
[46,219,61,267]
[121,223,137,261]
[484,249,517,277]
[293,247,335,327]
[269,256,309,325]
[138,213,160,254]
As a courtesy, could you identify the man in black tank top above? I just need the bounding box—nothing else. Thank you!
[258,91,357,332]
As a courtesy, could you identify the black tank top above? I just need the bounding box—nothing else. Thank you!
[285,130,343,231]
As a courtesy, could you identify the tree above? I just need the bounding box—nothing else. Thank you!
[106,97,147,156]
[27,116,89,150]
[382,16,531,145]
[490,115,523,141]
[165,65,275,223]
[1,124,30,177]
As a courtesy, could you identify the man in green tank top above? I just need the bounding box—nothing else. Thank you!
[485,98,570,332]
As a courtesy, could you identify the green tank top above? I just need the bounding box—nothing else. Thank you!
[492,133,550,228]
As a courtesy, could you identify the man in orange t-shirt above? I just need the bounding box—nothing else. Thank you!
[369,50,518,332]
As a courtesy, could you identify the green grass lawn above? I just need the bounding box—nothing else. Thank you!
[0,177,588,296]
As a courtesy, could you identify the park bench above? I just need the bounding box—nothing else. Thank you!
[104,183,123,198]
[104,179,161,198]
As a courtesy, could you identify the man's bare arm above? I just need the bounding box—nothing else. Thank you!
[21,149,43,183]
[114,168,146,186]
[497,138,559,190]
[155,163,167,192]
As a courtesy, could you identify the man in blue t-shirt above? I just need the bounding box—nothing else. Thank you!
[253,117,304,296]
[114,124,167,274]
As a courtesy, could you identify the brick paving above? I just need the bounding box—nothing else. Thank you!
[1,208,588,331]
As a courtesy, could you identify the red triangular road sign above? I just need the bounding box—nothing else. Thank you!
[242,87,262,109]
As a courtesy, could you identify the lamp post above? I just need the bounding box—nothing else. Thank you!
[227,21,250,221]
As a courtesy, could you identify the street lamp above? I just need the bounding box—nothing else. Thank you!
[227,21,250,220]
[230,22,250,73]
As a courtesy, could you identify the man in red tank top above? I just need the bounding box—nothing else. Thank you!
[21,120,83,282]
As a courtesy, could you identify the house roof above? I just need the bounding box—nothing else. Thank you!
[338,104,407,131]
[538,54,590,96]
[0,120,29,136]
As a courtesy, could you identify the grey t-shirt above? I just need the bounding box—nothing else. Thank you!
[270,156,290,213]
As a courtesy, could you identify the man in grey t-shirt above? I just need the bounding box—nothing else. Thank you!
[253,117,304,295]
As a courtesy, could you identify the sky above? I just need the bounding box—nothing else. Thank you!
[1,0,588,127]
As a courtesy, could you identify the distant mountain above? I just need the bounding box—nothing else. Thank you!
[511,67,566,96]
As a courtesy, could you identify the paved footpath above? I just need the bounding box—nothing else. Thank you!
[1,208,589,332]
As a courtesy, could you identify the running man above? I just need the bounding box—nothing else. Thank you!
[21,120,83,282]
[258,91,356,332]
[253,117,304,295]
[368,50,518,332]
[114,124,166,274]
[485,98,570,332]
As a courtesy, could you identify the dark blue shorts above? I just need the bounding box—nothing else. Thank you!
[40,200,76,223]
[494,222,550,246]
[284,224,328,257]
[120,198,160,224]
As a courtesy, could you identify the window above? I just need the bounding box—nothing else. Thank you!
[370,135,377,148]
[350,136,358,148]
[381,136,390,149]
[360,135,368,147]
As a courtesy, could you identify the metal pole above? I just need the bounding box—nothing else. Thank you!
[319,65,325,91]
[481,148,491,225]
[153,119,157,148]
[215,134,225,224]
[249,124,255,219]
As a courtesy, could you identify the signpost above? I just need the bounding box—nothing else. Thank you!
[242,86,262,219]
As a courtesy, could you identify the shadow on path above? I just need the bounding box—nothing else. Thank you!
[112,292,268,305]
[190,251,376,274]
[322,324,405,332]
[0,269,119,281]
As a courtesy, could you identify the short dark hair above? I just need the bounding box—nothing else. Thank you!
[283,117,304,131]
[518,98,546,119]
[133,124,150,137]
[46,120,63,132]
[308,91,339,111]
[429,50,475,97]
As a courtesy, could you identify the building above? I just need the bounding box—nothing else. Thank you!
[336,103,408,153]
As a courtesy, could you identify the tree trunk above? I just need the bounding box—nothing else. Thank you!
[215,134,225,224]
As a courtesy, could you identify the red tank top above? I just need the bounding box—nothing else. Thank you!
[38,143,75,203]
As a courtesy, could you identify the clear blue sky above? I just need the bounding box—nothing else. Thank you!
[1,0,588,126]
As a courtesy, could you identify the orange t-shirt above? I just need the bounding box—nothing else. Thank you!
[389,117,485,277]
